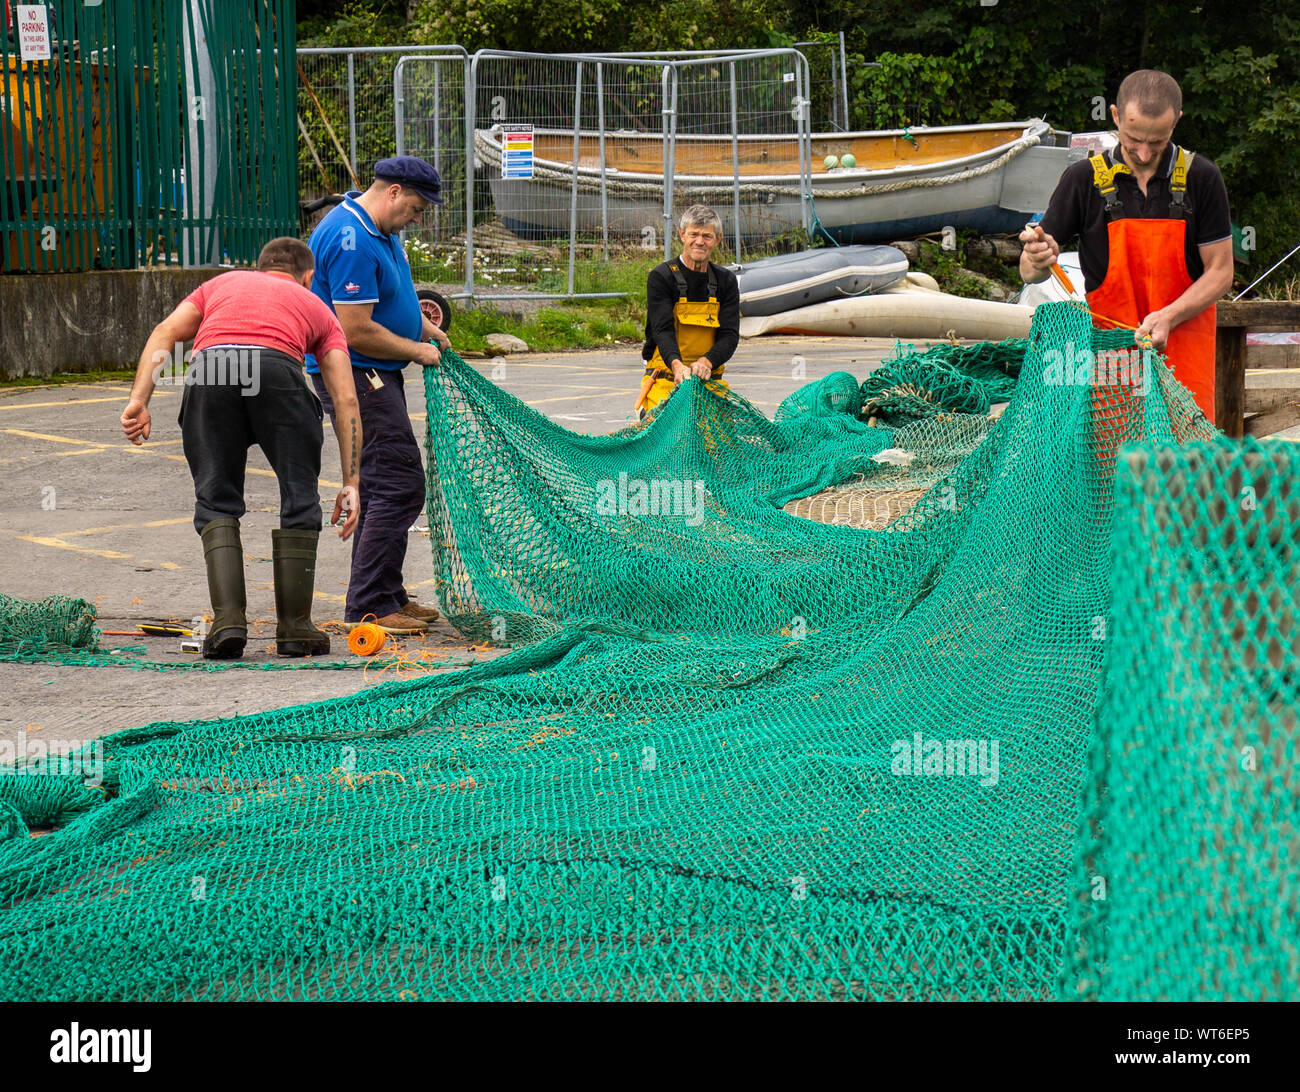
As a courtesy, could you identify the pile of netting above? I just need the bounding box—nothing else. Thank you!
[856,339,1026,425]
[0,593,381,672]
[0,301,1294,1001]
[0,592,99,660]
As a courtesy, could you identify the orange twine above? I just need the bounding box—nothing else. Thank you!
[347,615,388,657]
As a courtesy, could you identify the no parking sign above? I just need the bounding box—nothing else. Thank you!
[17,5,52,62]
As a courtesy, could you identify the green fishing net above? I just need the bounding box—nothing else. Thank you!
[0,592,99,658]
[1062,438,1299,1001]
[0,592,400,672]
[855,338,1026,425]
[0,301,1293,1000]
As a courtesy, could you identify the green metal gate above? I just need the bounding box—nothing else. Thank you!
[1,0,296,272]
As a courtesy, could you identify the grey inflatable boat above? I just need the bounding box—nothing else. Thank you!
[732,245,909,317]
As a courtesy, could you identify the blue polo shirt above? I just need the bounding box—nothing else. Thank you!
[304,192,422,373]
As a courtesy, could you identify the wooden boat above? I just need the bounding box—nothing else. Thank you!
[473,120,1083,244]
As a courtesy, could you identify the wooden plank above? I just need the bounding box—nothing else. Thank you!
[1217,300,1300,327]
[1246,344,1300,369]
[1244,387,1300,415]
[1245,368,1300,386]
[1245,407,1300,437]
[1215,324,1246,437]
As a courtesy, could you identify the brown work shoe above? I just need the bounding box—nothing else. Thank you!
[370,612,428,636]
[398,599,440,622]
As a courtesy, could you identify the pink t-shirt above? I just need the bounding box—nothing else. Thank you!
[185,270,349,362]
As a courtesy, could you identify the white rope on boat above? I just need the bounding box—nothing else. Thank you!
[472,129,1042,200]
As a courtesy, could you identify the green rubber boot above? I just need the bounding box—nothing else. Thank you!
[272,528,330,657]
[200,518,247,660]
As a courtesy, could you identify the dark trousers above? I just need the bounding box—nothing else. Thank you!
[179,347,324,534]
[312,366,426,622]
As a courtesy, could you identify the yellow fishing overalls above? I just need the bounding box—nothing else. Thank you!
[636,261,731,416]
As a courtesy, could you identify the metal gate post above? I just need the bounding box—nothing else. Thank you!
[567,61,584,296]
[661,63,677,260]
[596,62,609,262]
[728,61,740,259]
[346,51,358,179]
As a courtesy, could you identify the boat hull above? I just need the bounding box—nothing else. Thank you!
[478,123,1082,245]
[739,274,1035,341]
[734,245,909,317]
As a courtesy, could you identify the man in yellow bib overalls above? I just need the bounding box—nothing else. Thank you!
[636,205,741,419]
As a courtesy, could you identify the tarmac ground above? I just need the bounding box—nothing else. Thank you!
[0,334,898,750]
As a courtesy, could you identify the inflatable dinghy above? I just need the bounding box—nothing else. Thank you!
[740,272,1035,340]
[733,245,909,316]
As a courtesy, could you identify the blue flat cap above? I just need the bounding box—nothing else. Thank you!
[373,155,446,205]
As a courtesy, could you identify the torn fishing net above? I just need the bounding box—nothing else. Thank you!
[0,302,1288,1001]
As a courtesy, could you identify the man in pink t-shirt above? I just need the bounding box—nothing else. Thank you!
[120,238,361,660]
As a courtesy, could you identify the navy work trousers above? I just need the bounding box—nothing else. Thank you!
[179,347,324,534]
[312,366,426,622]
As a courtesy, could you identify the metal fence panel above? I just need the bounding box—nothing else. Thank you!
[392,50,470,295]
[458,49,812,301]
[1,0,295,273]
[466,51,676,300]
[296,45,469,199]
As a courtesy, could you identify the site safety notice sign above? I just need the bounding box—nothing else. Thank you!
[501,126,534,179]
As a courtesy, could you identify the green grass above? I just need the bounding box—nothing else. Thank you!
[448,300,646,354]
[0,368,137,388]
[413,234,818,353]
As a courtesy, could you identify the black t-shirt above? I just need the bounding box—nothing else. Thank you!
[641,259,741,370]
[1040,143,1231,295]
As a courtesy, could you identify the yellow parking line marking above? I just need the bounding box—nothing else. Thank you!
[61,517,192,538]
[3,428,110,445]
[1,429,342,488]
[3,530,133,560]
[6,447,108,458]
[0,392,175,410]
[508,392,634,407]
[0,383,135,393]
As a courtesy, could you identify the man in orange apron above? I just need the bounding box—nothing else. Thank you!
[636,205,741,418]
[1020,69,1234,424]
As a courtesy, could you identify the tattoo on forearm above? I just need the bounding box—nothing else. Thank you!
[349,416,358,479]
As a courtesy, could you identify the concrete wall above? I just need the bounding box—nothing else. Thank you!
[0,268,229,379]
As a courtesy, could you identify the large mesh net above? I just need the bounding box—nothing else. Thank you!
[0,301,1293,1000]
[1062,439,1299,1001]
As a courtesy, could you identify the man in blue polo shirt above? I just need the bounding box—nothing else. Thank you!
[307,156,449,635]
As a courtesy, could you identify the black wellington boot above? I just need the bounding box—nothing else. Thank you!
[272,528,331,657]
[200,518,247,659]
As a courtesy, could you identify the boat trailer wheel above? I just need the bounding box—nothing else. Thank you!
[416,289,452,333]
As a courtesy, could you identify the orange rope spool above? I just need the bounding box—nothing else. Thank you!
[347,617,388,657]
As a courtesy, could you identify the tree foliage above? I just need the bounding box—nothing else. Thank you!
[299,0,1300,271]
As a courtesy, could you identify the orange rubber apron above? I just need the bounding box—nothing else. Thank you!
[635,262,730,415]
[1086,148,1217,424]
